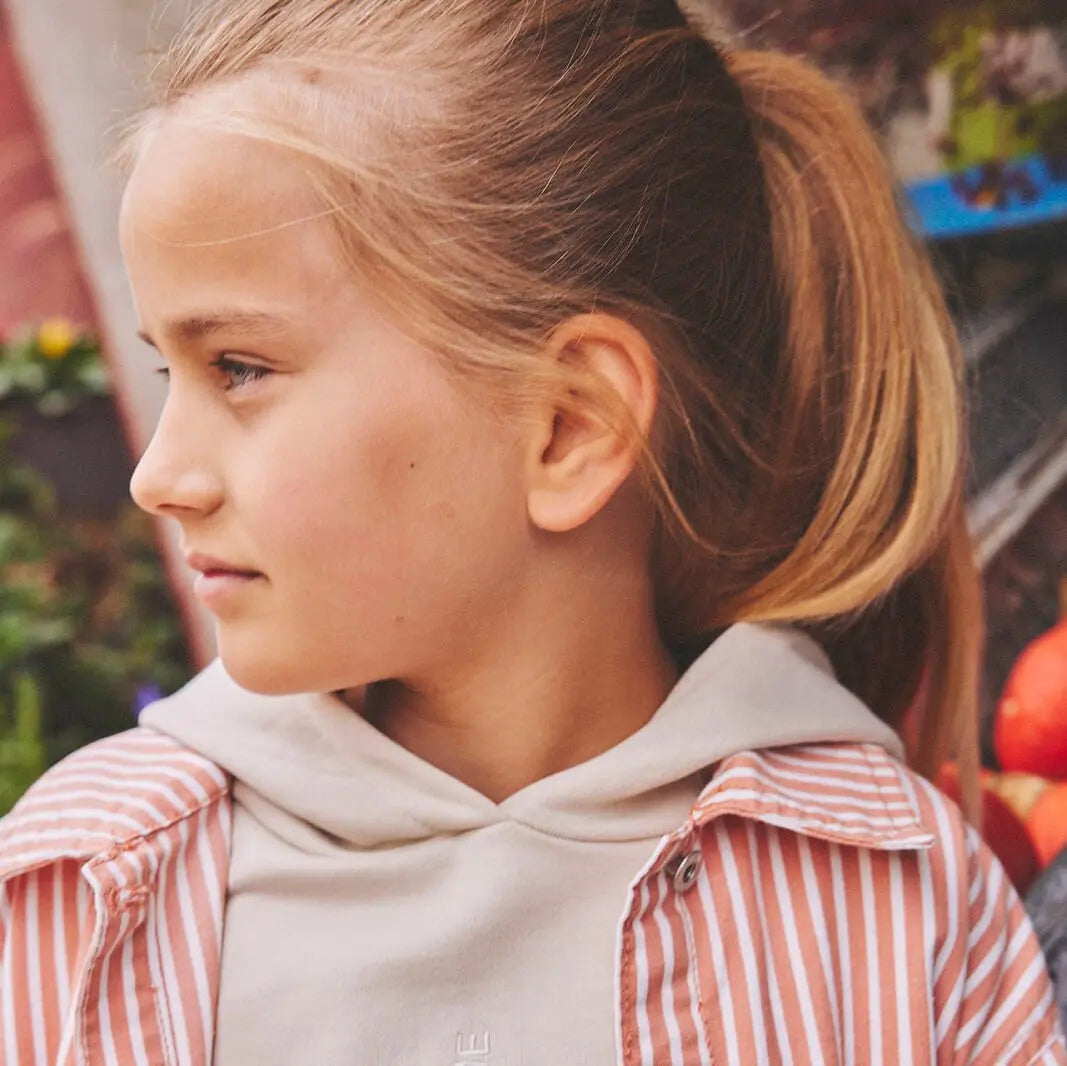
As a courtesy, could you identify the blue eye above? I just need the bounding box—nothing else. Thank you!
[210,355,270,391]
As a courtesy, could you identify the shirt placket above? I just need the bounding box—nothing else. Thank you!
[615,825,712,1066]
[75,845,171,1066]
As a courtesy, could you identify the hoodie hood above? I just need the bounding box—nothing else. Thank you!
[139,622,905,846]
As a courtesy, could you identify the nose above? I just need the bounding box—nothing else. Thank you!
[129,398,224,518]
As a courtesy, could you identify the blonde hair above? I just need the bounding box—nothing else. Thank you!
[120,0,982,816]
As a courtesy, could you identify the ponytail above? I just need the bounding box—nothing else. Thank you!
[714,49,982,814]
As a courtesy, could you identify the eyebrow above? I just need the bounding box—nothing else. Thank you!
[137,309,294,348]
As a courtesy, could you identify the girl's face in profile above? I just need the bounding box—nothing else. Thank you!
[121,120,533,696]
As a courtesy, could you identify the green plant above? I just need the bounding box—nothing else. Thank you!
[0,318,110,416]
[0,374,192,812]
[0,672,47,815]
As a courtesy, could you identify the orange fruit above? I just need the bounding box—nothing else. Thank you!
[1026,781,1067,868]
[984,770,1051,822]
[993,620,1067,780]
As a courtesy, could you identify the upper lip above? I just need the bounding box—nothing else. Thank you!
[184,552,261,576]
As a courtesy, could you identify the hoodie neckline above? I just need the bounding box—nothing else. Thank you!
[138,623,905,846]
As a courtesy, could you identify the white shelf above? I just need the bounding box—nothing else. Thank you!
[968,412,1067,567]
[959,290,1047,367]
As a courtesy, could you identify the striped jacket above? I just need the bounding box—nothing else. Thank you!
[0,727,1064,1066]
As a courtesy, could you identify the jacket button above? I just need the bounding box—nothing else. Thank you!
[670,850,702,892]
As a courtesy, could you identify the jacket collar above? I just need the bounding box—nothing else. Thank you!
[651,739,936,873]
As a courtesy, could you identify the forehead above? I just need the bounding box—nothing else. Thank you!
[119,116,350,308]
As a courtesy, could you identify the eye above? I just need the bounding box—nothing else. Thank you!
[210,354,271,391]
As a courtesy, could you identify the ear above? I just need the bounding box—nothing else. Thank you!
[525,313,659,534]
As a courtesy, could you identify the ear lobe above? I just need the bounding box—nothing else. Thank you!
[525,315,659,534]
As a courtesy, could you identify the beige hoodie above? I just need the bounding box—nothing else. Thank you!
[140,622,905,1066]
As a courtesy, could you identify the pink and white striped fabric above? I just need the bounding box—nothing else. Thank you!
[0,728,1064,1065]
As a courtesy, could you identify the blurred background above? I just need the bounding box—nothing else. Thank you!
[0,0,1065,1009]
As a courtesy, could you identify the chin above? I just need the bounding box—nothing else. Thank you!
[215,633,380,697]
[215,640,321,696]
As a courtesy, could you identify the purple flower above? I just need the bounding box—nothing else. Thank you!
[132,683,165,719]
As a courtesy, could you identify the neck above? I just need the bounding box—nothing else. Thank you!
[350,581,678,804]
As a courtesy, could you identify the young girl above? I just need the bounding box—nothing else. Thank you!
[1,0,1064,1062]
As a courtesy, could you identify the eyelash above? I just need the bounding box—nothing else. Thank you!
[154,355,271,392]
[211,355,271,391]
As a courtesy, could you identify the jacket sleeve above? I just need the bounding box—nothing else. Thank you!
[950,824,1067,1065]
[0,863,89,1065]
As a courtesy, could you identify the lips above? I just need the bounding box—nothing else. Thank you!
[184,552,263,578]
[185,553,265,608]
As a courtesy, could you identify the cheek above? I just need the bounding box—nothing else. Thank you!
[243,380,526,584]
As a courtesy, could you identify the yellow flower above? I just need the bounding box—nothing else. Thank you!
[36,318,76,359]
